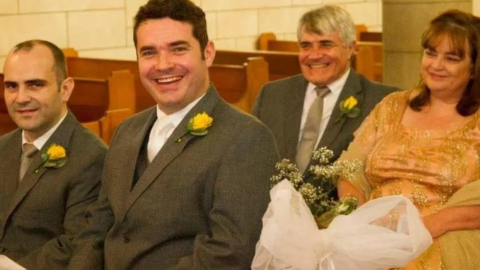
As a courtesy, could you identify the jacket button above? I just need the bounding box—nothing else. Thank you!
[123,233,131,243]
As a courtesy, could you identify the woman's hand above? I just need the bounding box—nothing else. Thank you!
[423,212,448,239]
[423,206,480,239]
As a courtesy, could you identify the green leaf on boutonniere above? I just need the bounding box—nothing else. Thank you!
[335,95,360,122]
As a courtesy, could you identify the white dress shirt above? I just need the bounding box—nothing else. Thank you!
[147,95,205,163]
[298,69,350,149]
[22,111,68,149]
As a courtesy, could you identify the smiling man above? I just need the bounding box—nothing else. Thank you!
[0,40,107,270]
[68,0,278,269]
[252,5,397,192]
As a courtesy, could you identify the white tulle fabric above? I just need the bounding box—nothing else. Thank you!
[252,180,433,270]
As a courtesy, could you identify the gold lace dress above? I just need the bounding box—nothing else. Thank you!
[341,90,480,270]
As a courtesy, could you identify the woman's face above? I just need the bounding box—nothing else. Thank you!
[421,36,472,99]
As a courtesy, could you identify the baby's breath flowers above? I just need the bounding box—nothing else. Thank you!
[270,147,361,228]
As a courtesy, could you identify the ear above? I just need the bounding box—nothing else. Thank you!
[60,77,74,102]
[346,40,356,61]
[204,41,216,68]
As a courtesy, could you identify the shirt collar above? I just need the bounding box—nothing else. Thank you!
[22,111,68,150]
[307,68,351,97]
[155,93,206,128]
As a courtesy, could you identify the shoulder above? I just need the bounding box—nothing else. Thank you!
[0,128,20,147]
[369,89,411,122]
[115,107,155,135]
[357,74,398,96]
[214,101,276,144]
[261,74,305,93]
[70,123,108,158]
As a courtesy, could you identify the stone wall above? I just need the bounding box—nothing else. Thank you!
[0,0,381,70]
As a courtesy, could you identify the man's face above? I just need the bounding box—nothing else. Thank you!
[3,45,72,141]
[136,18,215,115]
[298,26,354,86]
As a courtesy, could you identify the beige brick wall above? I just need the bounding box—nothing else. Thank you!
[0,0,384,71]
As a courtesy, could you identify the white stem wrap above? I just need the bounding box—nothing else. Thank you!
[252,180,433,270]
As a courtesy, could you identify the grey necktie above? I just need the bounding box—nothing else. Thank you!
[296,86,330,173]
[19,143,39,181]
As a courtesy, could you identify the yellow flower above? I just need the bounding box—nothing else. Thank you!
[190,112,213,132]
[343,96,358,110]
[177,112,214,142]
[46,144,66,160]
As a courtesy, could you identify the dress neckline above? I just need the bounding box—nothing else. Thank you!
[395,89,479,134]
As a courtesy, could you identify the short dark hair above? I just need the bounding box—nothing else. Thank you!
[410,10,480,116]
[12,40,68,88]
[133,0,209,57]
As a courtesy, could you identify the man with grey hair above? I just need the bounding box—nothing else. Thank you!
[253,5,397,196]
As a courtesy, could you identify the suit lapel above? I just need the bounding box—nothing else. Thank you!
[318,70,364,149]
[283,76,308,160]
[121,86,220,221]
[3,112,76,223]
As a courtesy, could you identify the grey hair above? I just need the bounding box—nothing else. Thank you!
[297,5,356,46]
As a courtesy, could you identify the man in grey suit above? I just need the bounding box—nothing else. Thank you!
[253,5,397,192]
[0,40,107,270]
[68,0,278,269]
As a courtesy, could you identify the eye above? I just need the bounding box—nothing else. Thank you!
[26,81,45,90]
[446,55,462,62]
[299,43,311,50]
[171,46,188,54]
[4,83,18,91]
[140,50,156,58]
[424,49,436,57]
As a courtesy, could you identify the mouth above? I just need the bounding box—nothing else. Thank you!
[308,63,329,69]
[428,72,447,80]
[15,108,38,116]
[153,76,183,85]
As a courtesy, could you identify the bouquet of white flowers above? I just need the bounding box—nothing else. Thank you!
[252,148,432,270]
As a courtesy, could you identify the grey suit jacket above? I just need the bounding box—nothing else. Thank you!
[252,70,397,169]
[69,86,279,270]
[0,112,107,270]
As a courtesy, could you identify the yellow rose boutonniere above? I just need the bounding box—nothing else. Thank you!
[176,112,213,142]
[41,144,67,169]
[336,96,360,122]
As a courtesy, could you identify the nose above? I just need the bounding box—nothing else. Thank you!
[430,56,444,70]
[308,48,323,60]
[15,87,31,104]
[155,51,174,71]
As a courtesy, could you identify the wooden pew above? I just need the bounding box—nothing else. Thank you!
[64,54,268,113]
[256,32,383,82]
[210,57,268,111]
[215,50,300,81]
[359,32,382,42]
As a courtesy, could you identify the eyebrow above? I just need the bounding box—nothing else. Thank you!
[169,41,190,47]
[138,40,191,54]
[25,79,48,84]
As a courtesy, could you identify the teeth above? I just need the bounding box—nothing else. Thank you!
[156,76,182,83]
[310,63,328,68]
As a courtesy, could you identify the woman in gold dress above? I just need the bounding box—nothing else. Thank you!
[337,10,480,270]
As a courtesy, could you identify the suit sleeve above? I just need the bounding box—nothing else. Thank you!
[251,85,266,118]
[165,124,280,270]
[66,124,129,270]
[18,144,106,270]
